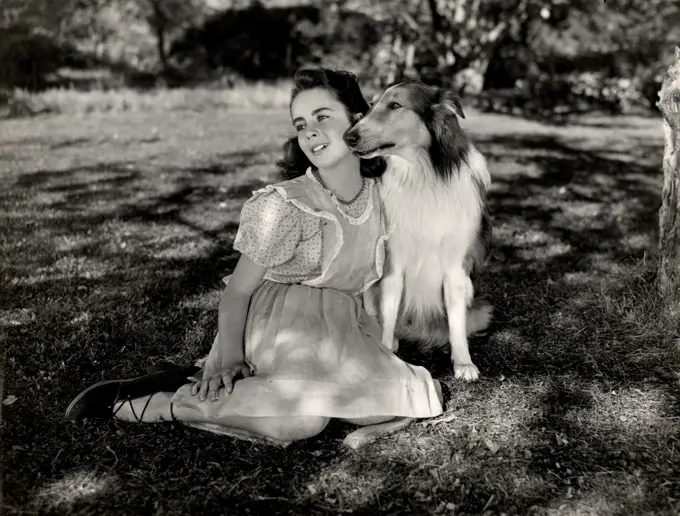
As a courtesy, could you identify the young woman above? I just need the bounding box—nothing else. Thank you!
[66,68,444,444]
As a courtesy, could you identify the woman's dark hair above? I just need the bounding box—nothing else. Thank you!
[276,68,386,180]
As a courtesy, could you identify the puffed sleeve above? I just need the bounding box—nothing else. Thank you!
[232,189,302,268]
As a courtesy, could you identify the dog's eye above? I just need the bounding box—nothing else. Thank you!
[388,101,402,110]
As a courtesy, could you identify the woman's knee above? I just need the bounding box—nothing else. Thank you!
[266,416,330,442]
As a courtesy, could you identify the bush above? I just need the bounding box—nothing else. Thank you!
[0,27,72,90]
[474,70,653,119]
[168,4,380,82]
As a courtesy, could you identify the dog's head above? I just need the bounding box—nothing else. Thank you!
[343,80,470,177]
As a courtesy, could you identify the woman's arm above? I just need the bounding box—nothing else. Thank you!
[193,255,268,401]
[214,255,268,367]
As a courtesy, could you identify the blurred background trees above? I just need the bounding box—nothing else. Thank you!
[1,0,678,116]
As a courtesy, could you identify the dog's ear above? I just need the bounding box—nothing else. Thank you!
[433,90,465,119]
[427,88,470,177]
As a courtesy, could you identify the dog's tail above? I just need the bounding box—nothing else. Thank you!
[396,299,493,353]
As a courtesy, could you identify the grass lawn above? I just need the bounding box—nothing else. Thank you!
[2,107,679,515]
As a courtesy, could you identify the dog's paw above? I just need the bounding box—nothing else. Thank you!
[453,363,480,381]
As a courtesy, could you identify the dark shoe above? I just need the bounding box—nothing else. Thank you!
[65,366,200,421]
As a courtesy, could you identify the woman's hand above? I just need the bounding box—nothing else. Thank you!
[189,362,253,402]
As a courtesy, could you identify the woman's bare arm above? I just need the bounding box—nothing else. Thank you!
[214,255,268,367]
[193,255,268,401]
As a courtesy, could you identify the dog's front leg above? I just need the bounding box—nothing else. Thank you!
[444,267,479,381]
[379,269,403,353]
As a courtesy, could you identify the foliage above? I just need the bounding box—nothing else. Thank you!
[0,0,678,115]
[168,3,381,81]
[0,26,88,91]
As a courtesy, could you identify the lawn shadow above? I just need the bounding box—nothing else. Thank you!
[49,137,92,150]
[401,130,667,375]
[4,121,680,515]
[385,130,678,514]
[4,146,323,512]
[475,132,668,377]
[4,145,282,398]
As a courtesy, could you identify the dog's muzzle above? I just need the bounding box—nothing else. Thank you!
[343,128,361,148]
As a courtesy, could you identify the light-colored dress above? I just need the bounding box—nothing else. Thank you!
[170,168,443,424]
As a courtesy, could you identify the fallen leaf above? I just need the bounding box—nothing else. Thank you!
[3,395,17,406]
[485,439,500,454]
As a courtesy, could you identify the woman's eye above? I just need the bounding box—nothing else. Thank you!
[295,124,305,131]
[317,114,329,122]
[388,102,402,110]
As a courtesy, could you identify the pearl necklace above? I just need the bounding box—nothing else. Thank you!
[312,168,368,206]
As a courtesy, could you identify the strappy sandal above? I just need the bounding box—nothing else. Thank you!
[65,365,200,421]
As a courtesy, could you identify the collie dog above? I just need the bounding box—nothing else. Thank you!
[343,80,493,381]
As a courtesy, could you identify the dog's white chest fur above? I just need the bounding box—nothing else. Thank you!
[377,146,490,320]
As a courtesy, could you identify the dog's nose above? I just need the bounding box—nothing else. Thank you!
[343,131,361,147]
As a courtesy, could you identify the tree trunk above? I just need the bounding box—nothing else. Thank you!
[426,0,442,32]
[657,46,680,314]
[155,25,168,71]
[386,31,403,85]
[148,0,169,72]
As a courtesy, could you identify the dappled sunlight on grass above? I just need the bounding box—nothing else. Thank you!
[541,480,646,516]
[150,238,218,260]
[0,308,36,327]
[563,385,676,439]
[3,110,679,515]
[180,289,222,311]
[303,459,388,509]
[438,379,548,440]
[299,368,679,513]
[33,470,116,512]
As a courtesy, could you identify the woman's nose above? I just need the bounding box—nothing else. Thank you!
[305,127,318,139]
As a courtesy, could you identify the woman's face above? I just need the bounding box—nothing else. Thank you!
[291,87,355,171]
